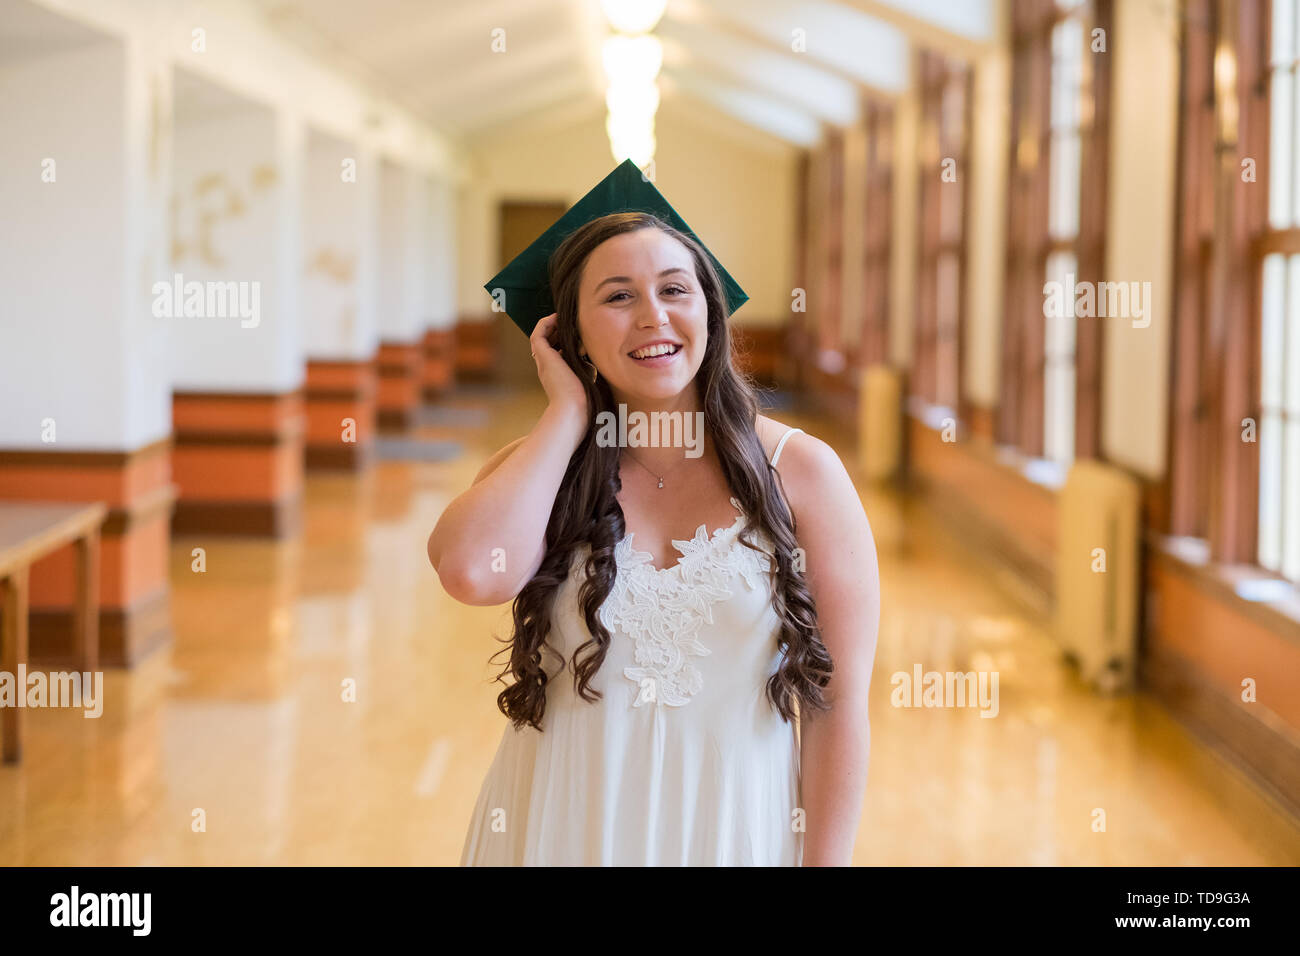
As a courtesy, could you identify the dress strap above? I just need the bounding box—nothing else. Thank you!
[770,427,804,467]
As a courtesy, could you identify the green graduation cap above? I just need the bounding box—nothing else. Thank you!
[484,158,749,337]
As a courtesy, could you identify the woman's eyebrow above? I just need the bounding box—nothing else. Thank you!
[594,267,690,291]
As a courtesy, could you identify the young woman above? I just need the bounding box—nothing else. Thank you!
[428,210,880,866]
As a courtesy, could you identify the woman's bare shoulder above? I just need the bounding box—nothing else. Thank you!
[754,414,811,462]
[754,414,789,461]
[753,416,849,520]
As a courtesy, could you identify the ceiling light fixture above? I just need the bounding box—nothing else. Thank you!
[599,2,663,172]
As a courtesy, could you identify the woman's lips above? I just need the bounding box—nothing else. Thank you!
[628,345,682,367]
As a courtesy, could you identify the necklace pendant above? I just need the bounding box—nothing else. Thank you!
[657,478,664,489]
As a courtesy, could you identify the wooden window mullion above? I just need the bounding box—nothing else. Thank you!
[1073,0,1113,462]
[1168,0,1216,537]
[1021,26,1053,458]
[862,102,893,369]
[915,51,971,412]
[998,32,1030,446]
[1206,0,1267,564]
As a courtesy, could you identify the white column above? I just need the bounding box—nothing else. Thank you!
[274,107,305,388]
[377,158,419,343]
[0,35,172,450]
[963,46,1010,410]
[169,80,303,392]
[303,129,375,360]
[403,170,431,335]
[427,175,459,333]
[356,143,380,357]
[456,176,493,321]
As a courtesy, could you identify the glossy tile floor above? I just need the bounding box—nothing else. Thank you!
[2,382,1298,865]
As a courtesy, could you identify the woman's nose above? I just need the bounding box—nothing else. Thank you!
[637,301,669,327]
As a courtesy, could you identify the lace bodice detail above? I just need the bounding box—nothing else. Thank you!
[594,496,775,707]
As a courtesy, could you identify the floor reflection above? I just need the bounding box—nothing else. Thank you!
[1,383,1296,864]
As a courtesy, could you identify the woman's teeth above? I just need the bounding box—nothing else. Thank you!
[630,344,681,360]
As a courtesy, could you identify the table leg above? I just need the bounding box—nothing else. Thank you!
[2,567,30,764]
[73,528,100,673]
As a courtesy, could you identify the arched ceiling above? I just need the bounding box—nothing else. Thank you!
[248,0,997,149]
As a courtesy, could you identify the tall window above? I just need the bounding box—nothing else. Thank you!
[913,50,971,414]
[860,101,894,368]
[1259,0,1300,581]
[1044,10,1083,464]
[1168,0,1298,584]
[793,133,848,388]
[1000,0,1111,466]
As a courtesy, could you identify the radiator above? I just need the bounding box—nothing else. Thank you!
[1055,459,1141,694]
[858,364,901,480]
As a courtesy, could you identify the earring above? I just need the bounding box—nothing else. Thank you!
[580,350,598,384]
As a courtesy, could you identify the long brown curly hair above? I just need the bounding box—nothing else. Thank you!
[490,210,833,731]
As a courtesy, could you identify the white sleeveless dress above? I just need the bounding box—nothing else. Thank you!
[459,428,806,866]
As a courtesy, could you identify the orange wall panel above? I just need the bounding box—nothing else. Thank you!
[305,360,375,391]
[172,445,300,501]
[306,399,374,444]
[173,394,303,434]
[1149,561,1300,731]
[377,376,419,409]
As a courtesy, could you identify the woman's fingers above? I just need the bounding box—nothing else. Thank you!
[530,313,558,360]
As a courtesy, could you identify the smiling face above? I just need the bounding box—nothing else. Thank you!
[576,227,710,407]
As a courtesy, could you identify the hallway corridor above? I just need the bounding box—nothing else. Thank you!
[2,383,1295,866]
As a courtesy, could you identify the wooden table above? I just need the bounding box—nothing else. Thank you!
[0,501,107,764]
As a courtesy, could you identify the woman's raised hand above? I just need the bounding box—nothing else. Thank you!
[530,313,589,425]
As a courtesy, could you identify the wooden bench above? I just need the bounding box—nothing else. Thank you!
[0,501,107,764]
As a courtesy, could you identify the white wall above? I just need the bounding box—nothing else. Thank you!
[1101,0,1180,478]
[3,0,469,449]
[402,172,430,335]
[0,41,172,449]
[170,103,303,391]
[456,170,492,323]
[377,159,425,342]
[302,128,370,359]
[963,45,1010,410]
[356,144,379,354]
[29,0,464,182]
[426,176,458,331]
[122,33,175,448]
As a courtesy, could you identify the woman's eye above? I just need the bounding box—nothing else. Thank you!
[607,286,688,303]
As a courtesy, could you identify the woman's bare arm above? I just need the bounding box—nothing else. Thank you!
[777,432,880,866]
[428,404,587,606]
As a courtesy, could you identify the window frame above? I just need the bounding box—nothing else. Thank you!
[998,0,1113,463]
[913,49,973,417]
[860,99,895,369]
[1167,0,1279,571]
[820,128,846,363]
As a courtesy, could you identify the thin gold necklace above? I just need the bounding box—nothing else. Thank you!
[622,447,694,489]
